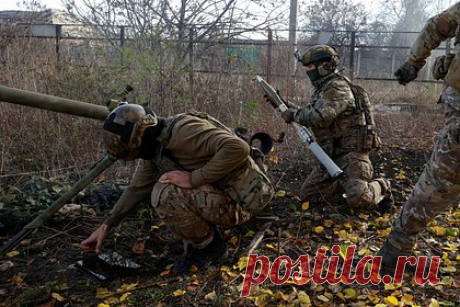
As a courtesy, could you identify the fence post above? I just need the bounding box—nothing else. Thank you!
[120,26,125,47]
[119,26,125,65]
[349,31,356,81]
[189,26,195,102]
[267,28,273,82]
[55,24,62,65]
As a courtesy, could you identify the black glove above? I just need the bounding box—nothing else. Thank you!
[281,108,297,124]
[394,61,420,85]
[263,94,278,109]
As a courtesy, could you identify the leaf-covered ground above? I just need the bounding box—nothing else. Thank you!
[1,147,460,307]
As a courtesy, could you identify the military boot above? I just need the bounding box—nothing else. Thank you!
[377,179,395,214]
[173,230,228,274]
[377,240,416,274]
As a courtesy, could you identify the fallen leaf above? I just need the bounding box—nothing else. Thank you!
[314,226,324,234]
[6,251,19,258]
[384,295,399,306]
[173,289,186,296]
[276,190,286,197]
[0,261,14,272]
[120,292,131,302]
[51,293,66,302]
[301,202,309,210]
[132,240,146,254]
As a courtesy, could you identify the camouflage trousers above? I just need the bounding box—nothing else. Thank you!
[151,177,273,249]
[300,151,389,209]
[387,86,460,252]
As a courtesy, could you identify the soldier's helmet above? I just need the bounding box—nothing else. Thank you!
[102,104,158,159]
[300,45,340,68]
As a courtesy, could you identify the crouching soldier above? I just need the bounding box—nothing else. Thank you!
[81,104,274,273]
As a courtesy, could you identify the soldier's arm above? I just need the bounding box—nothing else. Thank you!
[408,3,460,68]
[295,80,354,128]
[103,160,159,228]
[169,119,250,187]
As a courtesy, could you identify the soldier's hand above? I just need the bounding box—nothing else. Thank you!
[281,108,297,124]
[81,223,109,254]
[394,61,420,85]
[264,94,278,109]
[159,170,193,189]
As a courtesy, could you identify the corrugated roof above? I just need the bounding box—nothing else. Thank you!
[0,9,80,24]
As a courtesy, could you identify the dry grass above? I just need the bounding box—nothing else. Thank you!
[0,31,445,184]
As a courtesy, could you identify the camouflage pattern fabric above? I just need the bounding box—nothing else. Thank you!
[406,3,460,69]
[294,73,389,209]
[382,2,460,253]
[104,114,274,248]
[386,87,460,252]
[152,183,253,249]
[301,151,389,209]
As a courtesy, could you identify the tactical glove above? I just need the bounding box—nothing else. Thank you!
[394,61,420,85]
[281,108,298,124]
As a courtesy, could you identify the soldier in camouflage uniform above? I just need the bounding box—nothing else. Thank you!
[81,104,274,273]
[278,45,393,211]
[378,2,460,270]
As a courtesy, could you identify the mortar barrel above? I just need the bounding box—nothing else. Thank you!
[0,85,109,120]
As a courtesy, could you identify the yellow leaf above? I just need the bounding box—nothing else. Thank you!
[173,289,185,296]
[189,265,198,273]
[51,293,66,302]
[97,304,110,307]
[317,295,329,302]
[205,291,217,300]
[429,298,440,307]
[11,275,24,287]
[358,248,370,256]
[253,294,267,307]
[245,230,255,237]
[298,291,311,304]
[401,294,414,305]
[429,226,446,236]
[160,270,171,276]
[96,287,111,298]
[236,256,249,271]
[276,190,286,197]
[6,251,19,258]
[384,296,399,306]
[229,236,238,246]
[323,219,334,227]
[395,170,406,180]
[314,226,324,234]
[266,243,278,252]
[301,202,310,210]
[119,293,131,302]
[343,288,356,299]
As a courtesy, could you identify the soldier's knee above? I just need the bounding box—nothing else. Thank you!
[345,185,369,208]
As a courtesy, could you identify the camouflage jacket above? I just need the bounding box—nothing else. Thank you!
[104,112,273,227]
[407,2,460,69]
[295,73,360,156]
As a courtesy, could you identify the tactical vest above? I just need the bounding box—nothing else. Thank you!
[347,81,382,152]
[320,76,381,154]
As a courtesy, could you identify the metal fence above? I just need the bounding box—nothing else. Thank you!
[0,23,452,83]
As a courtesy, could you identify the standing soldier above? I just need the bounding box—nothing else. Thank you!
[378,2,460,270]
[273,45,393,211]
[80,104,274,274]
